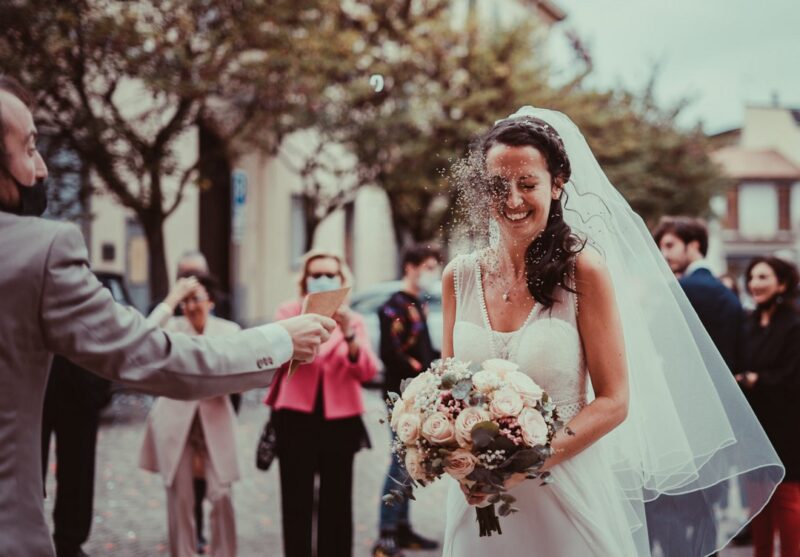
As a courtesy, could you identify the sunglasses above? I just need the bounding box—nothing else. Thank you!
[180,294,210,306]
[309,272,338,279]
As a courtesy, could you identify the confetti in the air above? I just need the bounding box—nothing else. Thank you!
[369,73,385,92]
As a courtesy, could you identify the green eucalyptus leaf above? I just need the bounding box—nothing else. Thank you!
[440,372,457,390]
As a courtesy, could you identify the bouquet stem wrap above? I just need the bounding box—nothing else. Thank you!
[476,504,502,537]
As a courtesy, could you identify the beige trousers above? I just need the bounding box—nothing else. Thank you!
[166,443,236,557]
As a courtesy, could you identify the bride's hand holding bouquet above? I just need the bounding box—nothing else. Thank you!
[386,357,570,537]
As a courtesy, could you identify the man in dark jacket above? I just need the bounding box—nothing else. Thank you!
[654,216,743,372]
[373,245,442,557]
[652,216,745,552]
[41,356,111,557]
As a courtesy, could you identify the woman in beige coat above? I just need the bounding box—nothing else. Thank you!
[140,275,241,557]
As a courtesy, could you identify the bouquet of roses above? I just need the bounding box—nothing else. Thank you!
[385,357,568,537]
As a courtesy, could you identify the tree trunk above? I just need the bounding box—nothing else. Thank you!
[303,195,321,253]
[141,215,170,304]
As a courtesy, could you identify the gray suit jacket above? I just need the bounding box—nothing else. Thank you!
[0,212,290,556]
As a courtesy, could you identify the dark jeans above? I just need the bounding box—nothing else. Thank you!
[41,398,101,557]
[645,485,726,557]
[275,407,362,557]
[379,431,410,532]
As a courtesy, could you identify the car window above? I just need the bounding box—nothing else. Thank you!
[107,280,127,304]
[351,292,394,315]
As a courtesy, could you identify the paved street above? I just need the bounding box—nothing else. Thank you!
[44,390,752,557]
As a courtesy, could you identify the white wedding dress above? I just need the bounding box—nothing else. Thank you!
[443,252,644,556]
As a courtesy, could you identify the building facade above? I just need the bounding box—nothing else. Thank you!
[711,106,800,277]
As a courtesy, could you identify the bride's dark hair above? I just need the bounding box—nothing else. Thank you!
[477,116,585,308]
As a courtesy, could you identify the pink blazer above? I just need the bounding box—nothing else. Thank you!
[264,299,377,419]
[139,313,242,486]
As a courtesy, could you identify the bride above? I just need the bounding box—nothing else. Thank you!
[440,107,784,556]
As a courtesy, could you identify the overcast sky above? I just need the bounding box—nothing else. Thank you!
[546,0,800,133]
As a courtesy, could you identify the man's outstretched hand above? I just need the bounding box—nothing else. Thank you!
[277,314,336,363]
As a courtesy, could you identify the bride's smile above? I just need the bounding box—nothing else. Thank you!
[485,143,562,241]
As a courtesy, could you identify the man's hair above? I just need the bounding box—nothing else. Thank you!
[402,244,442,269]
[0,76,33,166]
[176,250,209,276]
[652,216,709,257]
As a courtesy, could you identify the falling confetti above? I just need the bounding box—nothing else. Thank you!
[369,74,385,93]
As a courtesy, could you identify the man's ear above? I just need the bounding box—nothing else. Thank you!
[687,240,702,256]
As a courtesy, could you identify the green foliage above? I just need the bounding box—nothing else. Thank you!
[0,0,349,298]
[1,0,725,290]
[310,3,724,242]
[551,85,728,227]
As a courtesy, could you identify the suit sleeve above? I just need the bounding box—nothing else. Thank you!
[40,224,291,400]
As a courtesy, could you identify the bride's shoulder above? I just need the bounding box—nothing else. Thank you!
[442,251,479,298]
[574,246,613,295]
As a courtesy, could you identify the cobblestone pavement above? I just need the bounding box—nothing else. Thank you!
[44,390,752,557]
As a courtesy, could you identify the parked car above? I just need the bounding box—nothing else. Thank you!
[91,272,135,398]
[350,281,443,388]
[95,271,134,308]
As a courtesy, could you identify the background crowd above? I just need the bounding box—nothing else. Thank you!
[39,218,800,557]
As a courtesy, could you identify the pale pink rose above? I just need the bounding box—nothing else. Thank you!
[506,371,544,405]
[390,398,409,429]
[489,388,524,419]
[481,359,520,378]
[396,413,421,444]
[518,408,549,446]
[471,370,501,393]
[421,412,456,445]
[454,406,492,448]
[444,449,478,480]
[390,397,416,428]
[404,448,426,481]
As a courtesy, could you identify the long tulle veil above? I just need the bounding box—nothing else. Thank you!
[456,106,784,556]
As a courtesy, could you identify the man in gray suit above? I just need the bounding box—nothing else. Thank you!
[0,75,335,556]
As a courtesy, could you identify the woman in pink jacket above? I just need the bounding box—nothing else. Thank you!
[265,250,378,557]
[139,275,241,557]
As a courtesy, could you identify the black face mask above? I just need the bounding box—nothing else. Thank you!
[1,166,48,217]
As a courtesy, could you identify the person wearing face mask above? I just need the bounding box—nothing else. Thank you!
[0,75,336,557]
[373,244,442,557]
[738,256,800,557]
[264,249,378,557]
[0,78,48,217]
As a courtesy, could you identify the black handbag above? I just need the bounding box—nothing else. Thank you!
[256,366,286,471]
[255,416,278,471]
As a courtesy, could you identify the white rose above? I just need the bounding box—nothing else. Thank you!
[402,372,434,400]
[454,406,492,448]
[471,370,501,394]
[444,448,478,480]
[390,398,411,429]
[489,388,524,419]
[518,408,549,447]
[506,371,544,405]
[396,412,422,444]
[405,447,427,481]
[421,412,456,445]
[481,359,520,378]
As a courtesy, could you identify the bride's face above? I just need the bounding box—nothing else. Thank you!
[485,143,561,243]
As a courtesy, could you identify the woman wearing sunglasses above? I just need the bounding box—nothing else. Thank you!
[264,249,378,557]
